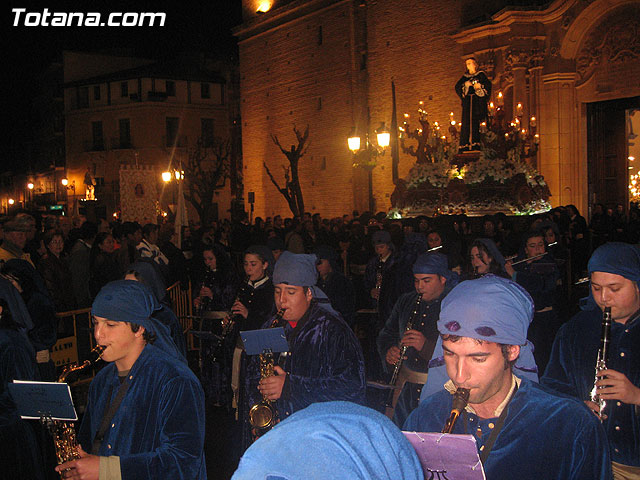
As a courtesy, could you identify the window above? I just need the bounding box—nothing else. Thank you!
[201,82,210,99]
[78,87,89,108]
[92,121,104,150]
[201,118,214,147]
[119,119,131,148]
[121,82,128,97]
[93,86,101,101]
[166,117,179,146]
[166,80,176,96]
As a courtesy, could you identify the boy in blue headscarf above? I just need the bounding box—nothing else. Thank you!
[377,252,457,427]
[405,275,611,480]
[246,252,366,434]
[56,280,206,480]
[542,242,640,478]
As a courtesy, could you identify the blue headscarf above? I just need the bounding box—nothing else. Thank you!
[420,275,539,403]
[92,280,183,361]
[272,251,339,316]
[412,252,459,287]
[232,401,423,480]
[474,238,506,267]
[581,242,640,311]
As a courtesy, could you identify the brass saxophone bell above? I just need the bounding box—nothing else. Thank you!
[249,401,277,430]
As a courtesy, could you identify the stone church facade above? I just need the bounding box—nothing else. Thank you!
[235,0,640,218]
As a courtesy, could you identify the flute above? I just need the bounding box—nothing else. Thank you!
[505,242,557,266]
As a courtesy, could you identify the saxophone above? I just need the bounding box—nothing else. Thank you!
[589,306,612,421]
[385,294,423,417]
[249,309,285,438]
[442,387,471,434]
[44,344,105,476]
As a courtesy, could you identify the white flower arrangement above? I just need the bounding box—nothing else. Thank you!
[406,162,457,189]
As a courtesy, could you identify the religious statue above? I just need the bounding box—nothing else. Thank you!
[84,165,96,200]
[455,57,491,151]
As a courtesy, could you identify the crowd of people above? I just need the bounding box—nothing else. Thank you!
[1,202,639,479]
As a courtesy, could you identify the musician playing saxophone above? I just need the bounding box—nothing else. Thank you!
[55,280,205,480]
[406,275,611,480]
[377,252,457,426]
[543,243,640,478]
[247,252,366,422]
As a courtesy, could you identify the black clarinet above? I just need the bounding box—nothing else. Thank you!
[442,387,471,433]
[384,294,423,417]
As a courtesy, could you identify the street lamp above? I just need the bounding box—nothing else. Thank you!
[347,123,390,213]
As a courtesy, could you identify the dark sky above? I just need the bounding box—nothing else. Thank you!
[2,1,243,172]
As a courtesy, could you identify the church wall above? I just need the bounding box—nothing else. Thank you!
[238,1,359,219]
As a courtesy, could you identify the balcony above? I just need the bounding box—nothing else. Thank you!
[163,135,188,148]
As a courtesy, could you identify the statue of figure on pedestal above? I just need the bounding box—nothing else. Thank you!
[84,165,96,200]
[455,57,491,152]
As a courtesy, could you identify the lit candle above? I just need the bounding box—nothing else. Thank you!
[497,91,504,107]
[488,102,495,116]
[516,102,523,117]
[530,116,537,128]
[480,121,487,133]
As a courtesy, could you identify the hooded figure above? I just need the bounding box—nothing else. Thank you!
[233,401,423,480]
[66,280,206,480]
[245,252,366,434]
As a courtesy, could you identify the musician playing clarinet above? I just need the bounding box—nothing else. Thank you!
[505,230,560,372]
[405,275,611,480]
[543,243,640,479]
[377,252,457,426]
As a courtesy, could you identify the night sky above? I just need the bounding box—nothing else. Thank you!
[2,1,243,172]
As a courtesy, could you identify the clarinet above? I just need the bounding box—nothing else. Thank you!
[384,294,423,415]
[374,255,384,312]
[442,387,471,434]
[589,306,612,421]
[222,282,249,337]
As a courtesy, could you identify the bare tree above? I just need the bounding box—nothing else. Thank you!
[182,137,231,225]
[264,125,309,218]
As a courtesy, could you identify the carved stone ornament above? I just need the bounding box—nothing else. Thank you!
[477,51,497,80]
[575,6,640,84]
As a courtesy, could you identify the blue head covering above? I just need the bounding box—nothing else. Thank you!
[92,280,183,360]
[128,261,167,303]
[412,252,459,287]
[371,230,392,246]
[245,244,276,277]
[474,238,506,267]
[580,242,640,311]
[273,251,339,316]
[420,275,539,403]
[232,401,423,480]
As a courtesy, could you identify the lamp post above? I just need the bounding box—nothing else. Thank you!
[347,123,390,213]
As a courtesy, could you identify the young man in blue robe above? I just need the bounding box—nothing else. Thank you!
[377,252,457,426]
[542,242,640,479]
[56,280,206,480]
[404,275,611,480]
[247,251,366,426]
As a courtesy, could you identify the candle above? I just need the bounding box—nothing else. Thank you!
[516,102,523,117]
[530,115,537,127]
[497,91,504,107]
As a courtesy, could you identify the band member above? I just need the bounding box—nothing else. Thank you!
[56,280,206,479]
[247,252,366,422]
[542,242,640,478]
[232,401,423,480]
[364,230,401,328]
[468,238,508,279]
[377,252,457,426]
[314,245,356,327]
[505,230,560,372]
[455,57,491,151]
[405,275,611,480]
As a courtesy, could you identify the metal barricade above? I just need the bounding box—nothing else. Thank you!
[50,307,94,374]
[166,279,194,350]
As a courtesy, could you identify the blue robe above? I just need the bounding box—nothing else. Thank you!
[246,302,366,421]
[317,270,356,327]
[377,291,442,426]
[404,378,612,480]
[542,308,640,467]
[78,344,207,479]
